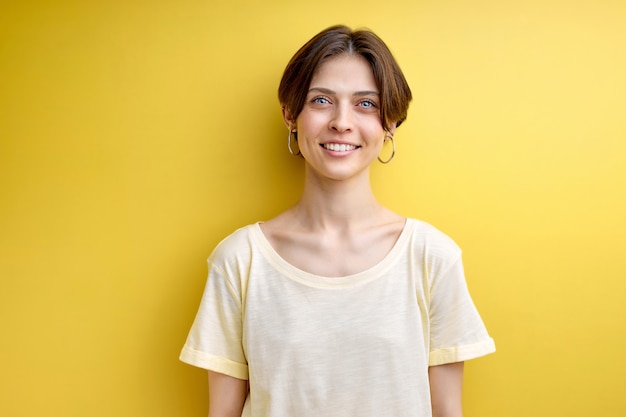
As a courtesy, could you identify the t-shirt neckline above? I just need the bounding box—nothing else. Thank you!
[250,218,414,288]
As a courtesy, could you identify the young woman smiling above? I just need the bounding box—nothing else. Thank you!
[181,25,495,417]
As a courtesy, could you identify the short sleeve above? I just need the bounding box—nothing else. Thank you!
[179,260,249,380]
[428,255,495,366]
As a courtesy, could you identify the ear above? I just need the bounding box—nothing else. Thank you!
[386,122,397,138]
[282,106,296,130]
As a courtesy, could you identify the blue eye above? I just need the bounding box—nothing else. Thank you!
[359,100,377,108]
[312,96,330,104]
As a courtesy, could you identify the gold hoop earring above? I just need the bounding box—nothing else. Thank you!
[378,135,395,164]
[287,130,301,156]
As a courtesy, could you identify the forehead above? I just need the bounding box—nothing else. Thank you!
[310,54,377,92]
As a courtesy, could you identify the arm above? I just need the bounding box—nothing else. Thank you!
[429,361,464,417]
[208,371,248,417]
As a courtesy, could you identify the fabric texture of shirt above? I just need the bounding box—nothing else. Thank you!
[180,218,495,417]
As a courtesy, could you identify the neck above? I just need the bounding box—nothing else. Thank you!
[291,166,385,231]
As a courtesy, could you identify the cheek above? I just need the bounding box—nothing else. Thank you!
[296,116,326,138]
[364,122,387,142]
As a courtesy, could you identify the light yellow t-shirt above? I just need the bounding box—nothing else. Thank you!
[180,218,495,417]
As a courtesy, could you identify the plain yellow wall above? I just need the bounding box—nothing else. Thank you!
[1,0,625,416]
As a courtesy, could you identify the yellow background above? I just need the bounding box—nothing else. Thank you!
[1,0,625,416]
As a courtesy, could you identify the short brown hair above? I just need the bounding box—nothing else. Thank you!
[278,25,412,130]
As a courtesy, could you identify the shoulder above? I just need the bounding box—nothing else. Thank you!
[208,223,260,270]
[405,218,462,263]
[406,218,460,250]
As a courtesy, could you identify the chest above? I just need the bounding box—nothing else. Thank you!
[241,270,429,372]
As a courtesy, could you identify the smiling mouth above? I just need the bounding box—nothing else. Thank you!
[322,143,359,152]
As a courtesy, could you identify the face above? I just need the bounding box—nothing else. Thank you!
[284,54,395,182]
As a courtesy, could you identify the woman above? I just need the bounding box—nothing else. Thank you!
[181,25,495,417]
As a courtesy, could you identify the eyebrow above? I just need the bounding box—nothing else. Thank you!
[308,87,379,97]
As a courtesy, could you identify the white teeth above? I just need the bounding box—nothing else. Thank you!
[323,143,357,152]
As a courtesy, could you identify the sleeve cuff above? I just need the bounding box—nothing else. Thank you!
[179,345,249,380]
[429,338,496,366]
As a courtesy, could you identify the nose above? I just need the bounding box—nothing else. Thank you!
[329,102,353,132]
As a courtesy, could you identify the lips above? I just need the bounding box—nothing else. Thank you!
[322,143,359,152]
